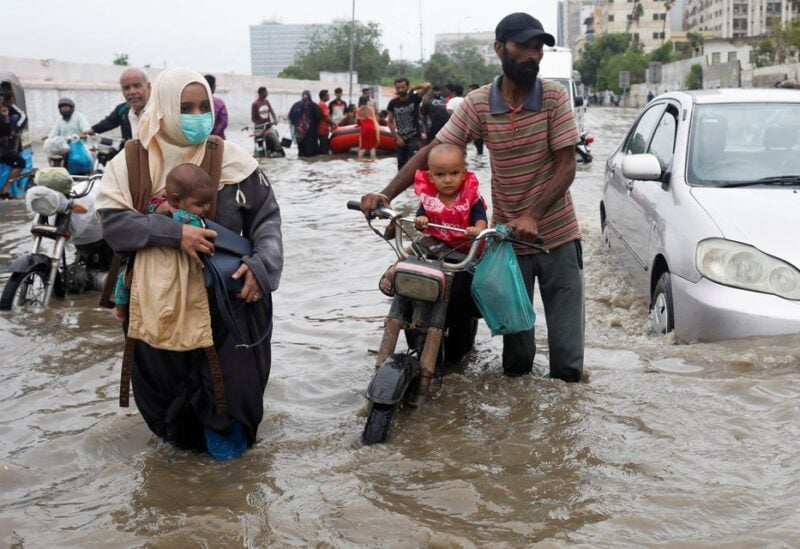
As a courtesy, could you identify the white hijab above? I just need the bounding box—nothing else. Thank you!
[95,67,260,351]
[97,67,257,211]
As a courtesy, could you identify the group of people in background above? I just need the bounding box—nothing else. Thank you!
[12,69,490,174]
[283,78,485,165]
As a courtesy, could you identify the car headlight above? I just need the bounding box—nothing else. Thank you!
[696,239,800,300]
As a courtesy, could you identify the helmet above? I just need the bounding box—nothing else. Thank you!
[57,97,75,108]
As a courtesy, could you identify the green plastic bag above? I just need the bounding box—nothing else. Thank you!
[470,225,535,336]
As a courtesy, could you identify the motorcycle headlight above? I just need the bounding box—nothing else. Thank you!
[696,238,800,300]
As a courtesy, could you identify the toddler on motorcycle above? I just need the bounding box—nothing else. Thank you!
[112,163,216,321]
[379,142,488,296]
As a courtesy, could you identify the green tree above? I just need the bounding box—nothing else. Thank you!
[597,50,649,94]
[575,33,631,89]
[753,38,775,68]
[412,40,499,88]
[422,52,464,87]
[649,42,676,64]
[685,63,703,90]
[772,16,800,64]
[446,40,499,85]
[113,53,129,66]
[381,60,422,85]
[280,22,390,83]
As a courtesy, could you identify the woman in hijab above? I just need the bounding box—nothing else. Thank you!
[96,68,283,460]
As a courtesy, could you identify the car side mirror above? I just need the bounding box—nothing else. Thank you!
[574,96,584,107]
[621,153,663,181]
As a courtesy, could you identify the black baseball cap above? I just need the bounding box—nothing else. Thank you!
[495,12,555,46]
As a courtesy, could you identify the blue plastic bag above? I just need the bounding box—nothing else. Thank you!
[67,139,93,175]
[470,225,535,336]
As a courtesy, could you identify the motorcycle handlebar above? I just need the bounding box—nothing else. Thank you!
[90,135,121,147]
[346,199,547,271]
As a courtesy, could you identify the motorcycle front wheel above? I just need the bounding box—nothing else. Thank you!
[361,403,395,445]
[0,265,51,310]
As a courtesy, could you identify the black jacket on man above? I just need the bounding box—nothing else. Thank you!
[91,102,133,141]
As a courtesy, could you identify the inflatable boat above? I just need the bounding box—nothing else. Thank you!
[329,124,396,154]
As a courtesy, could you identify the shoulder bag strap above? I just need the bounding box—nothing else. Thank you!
[98,139,152,308]
[201,136,224,220]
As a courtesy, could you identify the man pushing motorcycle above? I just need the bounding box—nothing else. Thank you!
[362,12,585,383]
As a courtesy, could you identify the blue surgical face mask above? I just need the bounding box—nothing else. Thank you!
[180,113,213,144]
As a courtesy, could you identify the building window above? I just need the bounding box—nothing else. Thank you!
[609,14,615,21]
[712,52,721,64]
[727,51,737,62]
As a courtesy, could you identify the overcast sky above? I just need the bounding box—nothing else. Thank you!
[1,0,559,75]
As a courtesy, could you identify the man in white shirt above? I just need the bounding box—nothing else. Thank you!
[445,83,465,114]
[82,67,151,142]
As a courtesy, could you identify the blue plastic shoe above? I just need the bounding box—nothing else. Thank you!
[204,422,247,461]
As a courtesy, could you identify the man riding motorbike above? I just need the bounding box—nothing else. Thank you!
[81,67,151,143]
[48,98,89,139]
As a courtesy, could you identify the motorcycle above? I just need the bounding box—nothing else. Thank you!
[347,200,545,445]
[576,130,593,163]
[0,171,112,311]
[86,134,123,173]
[242,123,285,158]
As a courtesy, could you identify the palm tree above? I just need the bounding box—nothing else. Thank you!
[626,0,645,48]
[662,0,674,45]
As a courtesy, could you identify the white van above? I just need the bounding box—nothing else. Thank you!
[539,46,586,131]
[539,46,591,162]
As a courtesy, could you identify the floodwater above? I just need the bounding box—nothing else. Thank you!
[1,108,799,547]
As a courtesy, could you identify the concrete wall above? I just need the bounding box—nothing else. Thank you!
[704,61,741,89]
[1,56,393,138]
[748,62,800,88]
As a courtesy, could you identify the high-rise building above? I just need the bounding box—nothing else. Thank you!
[250,21,333,77]
[685,0,797,38]
[670,0,687,32]
[562,0,596,49]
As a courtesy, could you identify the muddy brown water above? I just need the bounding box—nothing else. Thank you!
[1,108,799,547]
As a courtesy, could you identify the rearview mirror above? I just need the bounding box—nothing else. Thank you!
[622,153,663,181]
[574,96,584,107]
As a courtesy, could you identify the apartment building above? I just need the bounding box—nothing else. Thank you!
[602,0,674,52]
[685,0,797,38]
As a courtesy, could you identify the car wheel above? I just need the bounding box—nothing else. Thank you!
[650,272,675,335]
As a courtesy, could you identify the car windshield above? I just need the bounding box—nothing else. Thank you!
[687,102,800,187]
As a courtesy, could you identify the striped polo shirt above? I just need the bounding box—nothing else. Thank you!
[437,76,580,254]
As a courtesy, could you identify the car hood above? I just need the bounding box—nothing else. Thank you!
[691,187,800,266]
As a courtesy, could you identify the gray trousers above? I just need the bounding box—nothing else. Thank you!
[502,240,584,382]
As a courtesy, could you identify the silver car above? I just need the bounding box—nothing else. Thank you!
[600,89,800,342]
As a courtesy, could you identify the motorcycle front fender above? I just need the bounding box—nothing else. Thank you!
[6,253,51,274]
[365,353,419,405]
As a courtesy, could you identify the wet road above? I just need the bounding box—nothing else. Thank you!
[1,108,799,547]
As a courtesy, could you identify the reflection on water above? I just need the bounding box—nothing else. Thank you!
[1,109,799,546]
